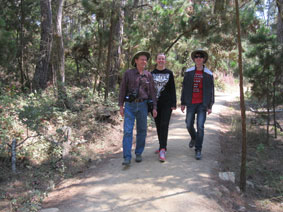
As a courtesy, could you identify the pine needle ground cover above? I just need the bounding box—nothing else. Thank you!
[218,98,283,212]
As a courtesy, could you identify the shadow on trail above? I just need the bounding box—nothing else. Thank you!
[44,156,222,211]
[43,93,250,212]
[217,96,283,212]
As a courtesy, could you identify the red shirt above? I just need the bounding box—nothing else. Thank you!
[192,70,203,104]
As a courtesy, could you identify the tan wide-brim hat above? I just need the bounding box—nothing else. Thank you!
[131,51,151,67]
[191,49,209,63]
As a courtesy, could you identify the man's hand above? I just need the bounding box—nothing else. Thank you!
[207,109,212,115]
[181,105,186,113]
[152,109,157,118]
[120,106,124,117]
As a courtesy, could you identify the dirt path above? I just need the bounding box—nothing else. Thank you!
[41,92,237,212]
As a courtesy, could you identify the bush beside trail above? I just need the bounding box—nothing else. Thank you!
[0,86,121,212]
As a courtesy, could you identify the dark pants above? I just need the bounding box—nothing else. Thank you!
[185,103,207,152]
[154,104,172,151]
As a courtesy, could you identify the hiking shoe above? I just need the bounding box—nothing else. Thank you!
[159,149,166,162]
[189,139,195,148]
[122,159,131,166]
[135,155,142,163]
[195,151,202,160]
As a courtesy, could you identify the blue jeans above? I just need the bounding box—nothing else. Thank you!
[123,101,148,160]
[185,103,207,152]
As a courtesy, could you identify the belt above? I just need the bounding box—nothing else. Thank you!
[134,99,144,102]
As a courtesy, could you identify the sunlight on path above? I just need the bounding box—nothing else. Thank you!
[41,92,237,212]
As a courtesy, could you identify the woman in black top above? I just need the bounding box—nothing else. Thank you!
[151,53,177,162]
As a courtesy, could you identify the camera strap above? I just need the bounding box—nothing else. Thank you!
[136,76,141,98]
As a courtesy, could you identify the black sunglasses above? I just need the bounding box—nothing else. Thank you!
[194,55,204,58]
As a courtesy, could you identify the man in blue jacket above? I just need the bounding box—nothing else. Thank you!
[181,49,215,160]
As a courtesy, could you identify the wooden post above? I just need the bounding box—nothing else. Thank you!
[11,139,17,173]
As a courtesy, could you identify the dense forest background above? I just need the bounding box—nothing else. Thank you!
[0,0,282,211]
[0,0,282,99]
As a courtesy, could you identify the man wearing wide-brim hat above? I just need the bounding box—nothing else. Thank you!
[191,49,209,63]
[131,51,151,67]
[180,49,215,160]
[118,51,157,166]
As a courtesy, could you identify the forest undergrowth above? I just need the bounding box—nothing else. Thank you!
[0,82,282,212]
[218,94,283,212]
[0,86,122,212]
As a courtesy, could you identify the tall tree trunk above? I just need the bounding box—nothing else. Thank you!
[75,58,80,84]
[93,21,103,94]
[32,0,53,91]
[272,82,277,138]
[266,73,270,143]
[235,0,247,192]
[20,0,32,92]
[19,0,25,91]
[267,0,272,26]
[277,0,283,43]
[53,0,65,84]
[110,0,125,92]
[52,0,70,108]
[277,0,283,21]
[104,0,115,102]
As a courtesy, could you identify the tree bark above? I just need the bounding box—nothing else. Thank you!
[19,0,25,91]
[93,20,103,94]
[235,0,247,192]
[53,0,65,84]
[272,82,277,138]
[32,0,53,91]
[52,0,70,108]
[75,58,80,84]
[104,0,115,102]
[277,0,283,43]
[266,72,270,143]
[18,0,32,92]
[110,0,125,92]
[277,0,283,21]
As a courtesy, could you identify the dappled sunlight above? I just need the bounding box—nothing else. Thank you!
[42,94,233,212]
[198,173,211,178]
[44,142,223,211]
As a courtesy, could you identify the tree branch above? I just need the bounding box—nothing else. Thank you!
[17,134,40,147]
[164,33,185,54]
[276,0,283,22]
[137,4,152,9]
[133,4,153,9]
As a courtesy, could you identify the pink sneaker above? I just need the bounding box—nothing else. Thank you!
[159,149,166,162]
